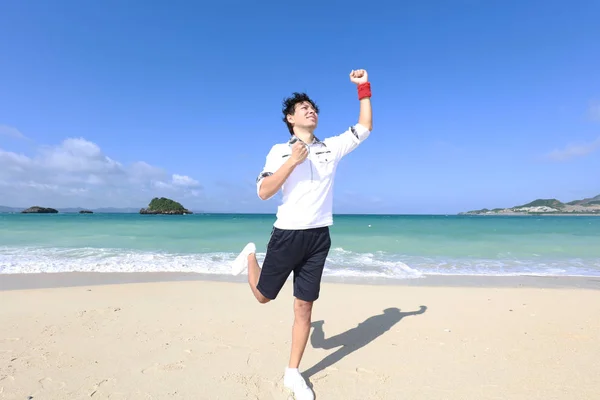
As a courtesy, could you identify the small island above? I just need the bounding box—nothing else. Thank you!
[460,194,600,215]
[139,197,193,215]
[21,206,59,214]
[79,210,93,214]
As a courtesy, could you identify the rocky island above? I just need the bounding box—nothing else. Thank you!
[79,210,93,214]
[460,194,600,215]
[21,206,59,214]
[139,197,193,215]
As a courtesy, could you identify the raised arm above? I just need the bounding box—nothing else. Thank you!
[323,70,373,159]
[351,69,372,131]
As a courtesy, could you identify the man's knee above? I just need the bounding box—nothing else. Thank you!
[253,288,271,304]
[294,299,313,323]
[257,295,270,304]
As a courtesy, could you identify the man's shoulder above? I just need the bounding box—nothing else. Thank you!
[263,142,291,162]
[267,142,289,154]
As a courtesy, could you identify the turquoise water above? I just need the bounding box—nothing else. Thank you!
[1,213,599,278]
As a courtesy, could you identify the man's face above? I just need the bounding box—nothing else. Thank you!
[287,101,318,132]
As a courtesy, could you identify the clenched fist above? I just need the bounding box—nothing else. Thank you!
[349,69,368,85]
[290,141,308,165]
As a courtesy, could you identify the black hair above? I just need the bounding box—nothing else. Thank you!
[281,92,319,135]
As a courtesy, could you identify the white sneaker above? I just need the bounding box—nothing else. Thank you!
[231,242,256,276]
[283,368,314,400]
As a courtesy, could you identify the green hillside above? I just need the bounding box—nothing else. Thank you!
[461,193,600,215]
[567,194,600,206]
[515,199,565,209]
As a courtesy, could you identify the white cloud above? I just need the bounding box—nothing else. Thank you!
[544,136,600,162]
[0,125,28,140]
[0,135,203,209]
[172,174,200,187]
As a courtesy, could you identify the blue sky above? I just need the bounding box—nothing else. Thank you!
[1,0,599,214]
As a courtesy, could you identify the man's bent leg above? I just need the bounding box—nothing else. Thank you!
[289,298,313,368]
[247,252,270,304]
[252,227,299,304]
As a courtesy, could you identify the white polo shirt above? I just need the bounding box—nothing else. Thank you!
[256,123,371,230]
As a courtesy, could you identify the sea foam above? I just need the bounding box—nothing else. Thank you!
[1,246,599,278]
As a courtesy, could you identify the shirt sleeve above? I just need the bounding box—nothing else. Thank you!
[323,123,371,160]
[256,144,283,199]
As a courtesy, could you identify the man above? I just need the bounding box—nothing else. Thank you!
[230,69,372,399]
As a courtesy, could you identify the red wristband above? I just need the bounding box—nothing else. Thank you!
[358,82,371,100]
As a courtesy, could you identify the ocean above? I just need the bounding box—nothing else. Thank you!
[1,213,599,279]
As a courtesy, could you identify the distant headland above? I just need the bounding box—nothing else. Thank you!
[460,194,600,215]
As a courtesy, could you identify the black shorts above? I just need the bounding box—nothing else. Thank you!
[256,226,331,302]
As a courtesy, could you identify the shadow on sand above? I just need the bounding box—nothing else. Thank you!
[304,305,427,379]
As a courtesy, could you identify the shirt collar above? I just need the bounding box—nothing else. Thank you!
[288,135,326,146]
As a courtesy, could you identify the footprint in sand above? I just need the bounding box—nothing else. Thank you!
[0,337,21,343]
[141,361,185,374]
[39,377,66,390]
[350,368,390,384]
[356,367,390,383]
[221,373,281,399]
[0,376,16,396]
[311,373,329,382]
[77,307,122,317]
[162,361,185,372]
[141,363,160,374]
[41,325,59,336]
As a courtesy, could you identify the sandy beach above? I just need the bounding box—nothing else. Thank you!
[1,274,599,399]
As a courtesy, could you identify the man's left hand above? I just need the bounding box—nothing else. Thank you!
[349,69,368,85]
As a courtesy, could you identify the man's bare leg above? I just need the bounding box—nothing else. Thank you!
[289,298,313,368]
[283,298,315,399]
[247,252,270,304]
